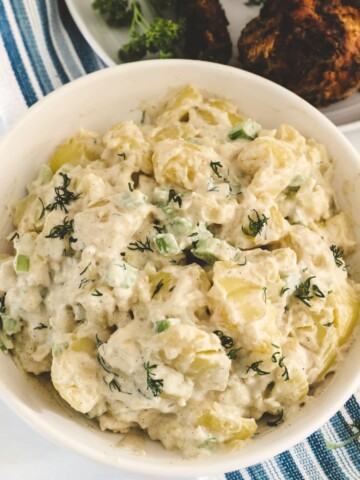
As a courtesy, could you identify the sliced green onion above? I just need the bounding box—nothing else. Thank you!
[155,319,171,333]
[16,255,30,272]
[228,119,261,141]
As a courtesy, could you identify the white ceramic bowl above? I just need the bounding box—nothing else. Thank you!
[0,60,360,477]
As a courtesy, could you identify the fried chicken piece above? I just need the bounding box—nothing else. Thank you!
[237,0,360,107]
[178,0,232,64]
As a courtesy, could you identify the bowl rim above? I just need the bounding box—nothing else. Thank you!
[1,58,360,477]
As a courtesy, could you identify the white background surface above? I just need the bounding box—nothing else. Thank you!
[0,129,359,480]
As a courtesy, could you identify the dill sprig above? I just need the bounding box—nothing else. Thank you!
[330,245,347,270]
[45,173,81,214]
[210,161,223,178]
[213,330,242,360]
[128,237,153,252]
[246,360,270,376]
[241,210,269,237]
[271,350,289,381]
[294,276,325,307]
[45,217,76,241]
[168,189,182,208]
[267,409,284,427]
[151,279,164,299]
[34,323,48,330]
[96,335,118,376]
[153,224,166,234]
[92,289,103,297]
[144,362,164,397]
[280,286,290,297]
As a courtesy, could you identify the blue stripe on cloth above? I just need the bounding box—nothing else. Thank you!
[246,464,270,480]
[275,450,303,480]
[226,472,246,480]
[47,0,85,78]
[35,0,70,85]
[0,0,37,106]
[293,442,324,480]
[9,0,54,94]
[345,395,360,424]
[57,0,105,73]
[307,429,349,480]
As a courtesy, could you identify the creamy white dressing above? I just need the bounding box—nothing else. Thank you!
[0,85,359,458]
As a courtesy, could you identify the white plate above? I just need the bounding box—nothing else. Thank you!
[65,0,360,130]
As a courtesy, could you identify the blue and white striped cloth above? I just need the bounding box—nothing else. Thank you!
[0,1,359,478]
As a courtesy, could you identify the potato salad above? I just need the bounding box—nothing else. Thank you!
[0,85,359,457]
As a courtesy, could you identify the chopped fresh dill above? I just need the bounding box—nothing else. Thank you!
[92,289,103,297]
[144,362,164,397]
[38,197,46,219]
[105,377,131,395]
[262,287,267,303]
[153,224,166,234]
[271,348,289,380]
[79,262,91,276]
[242,209,269,237]
[227,347,242,360]
[10,232,19,241]
[34,323,48,330]
[45,173,81,214]
[267,409,284,427]
[152,279,164,299]
[117,152,126,159]
[323,321,334,327]
[96,336,118,376]
[79,278,92,289]
[45,217,77,242]
[168,189,182,208]
[280,286,289,297]
[246,360,270,376]
[213,330,234,348]
[128,182,134,192]
[128,237,153,252]
[294,276,325,307]
[330,245,347,270]
[210,161,223,178]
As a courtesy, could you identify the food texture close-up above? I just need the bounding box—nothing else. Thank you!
[0,1,360,480]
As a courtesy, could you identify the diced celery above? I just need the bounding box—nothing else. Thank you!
[228,119,261,141]
[189,221,213,243]
[0,332,13,353]
[106,261,138,289]
[1,314,22,335]
[153,187,170,207]
[288,175,306,191]
[115,191,148,209]
[37,165,53,185]
[155,319,171,333]
[15,255,30,273]
[167,217,192,236]
[52,342,69,357]
[154,234,181,256]
[192,237,243,264]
